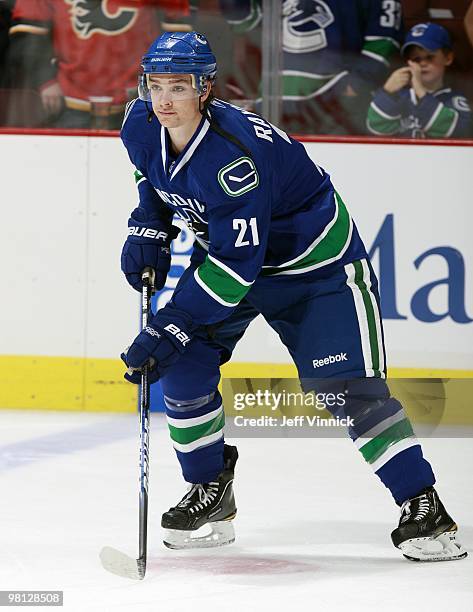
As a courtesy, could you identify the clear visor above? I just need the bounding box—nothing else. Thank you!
[140,74,202,102]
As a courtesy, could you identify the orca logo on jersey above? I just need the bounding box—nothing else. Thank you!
[218,157,259,197]
[452,96,471,113]
[66,0,138,40]
[282,0,334,53]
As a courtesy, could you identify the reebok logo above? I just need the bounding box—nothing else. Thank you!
[144,326,161,338]
[128,227,169,240]
[312,352,348,368]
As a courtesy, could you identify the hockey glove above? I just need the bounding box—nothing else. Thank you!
[121,305,194,384]
[121,207,180,292]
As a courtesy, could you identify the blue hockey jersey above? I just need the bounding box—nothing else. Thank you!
[367,86,473,138]
[220,0,403,98]
[121,98,367,324]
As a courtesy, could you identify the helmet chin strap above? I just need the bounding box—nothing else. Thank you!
[199,95,207,116]
[145,101,154,123]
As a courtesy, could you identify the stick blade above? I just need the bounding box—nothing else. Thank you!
[99,546,145,580]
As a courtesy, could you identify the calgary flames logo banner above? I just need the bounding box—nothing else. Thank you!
[66,0,138,39]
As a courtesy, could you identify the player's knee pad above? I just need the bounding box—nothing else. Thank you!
[343,380,405,440]
[305,377,405,440]
[159,336,221,401]
[164,391,218,413]
[164,388,223,420]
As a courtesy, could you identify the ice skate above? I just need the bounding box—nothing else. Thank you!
[161,444,238,550]
[391,487,467,562]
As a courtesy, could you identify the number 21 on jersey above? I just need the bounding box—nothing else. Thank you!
[233,218,259,247]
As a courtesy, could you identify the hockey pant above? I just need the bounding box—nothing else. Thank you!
[159,257,435,504]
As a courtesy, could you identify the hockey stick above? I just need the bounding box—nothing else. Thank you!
[100,267,155,580]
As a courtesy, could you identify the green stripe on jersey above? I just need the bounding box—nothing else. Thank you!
[358,418,415,464]
[168,410,225,446]
[353,260,381,376]
[228,0,261,33]
[367,104,400,135]
[282,73,339,98]
[263,191,351,274]
[197,258,251,305]
[426,105,458,138]
[363,38,398,61]
[134,170,144,183]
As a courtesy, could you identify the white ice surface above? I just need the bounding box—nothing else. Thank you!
[0,410,471,612]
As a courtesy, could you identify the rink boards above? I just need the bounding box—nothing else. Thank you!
[0,134,471,412]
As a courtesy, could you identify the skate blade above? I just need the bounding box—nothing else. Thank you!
[400,530,468,562]
[163,519,235,550]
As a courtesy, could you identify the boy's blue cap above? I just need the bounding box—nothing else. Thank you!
[401,22,452,56]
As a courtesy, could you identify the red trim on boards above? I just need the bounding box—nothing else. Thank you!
[0,127,472,146]
[293,134,473,146]
[0,128,120,137]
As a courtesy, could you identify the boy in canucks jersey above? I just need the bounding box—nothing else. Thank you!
[120,31,466,560]
[367,22,472,138]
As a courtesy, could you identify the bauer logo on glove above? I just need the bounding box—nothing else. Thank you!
[127,226,170,240]
[121,207,180,293]
[122,305,194,384]
[163,323,191,347]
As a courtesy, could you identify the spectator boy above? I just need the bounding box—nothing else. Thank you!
[367,22,472,138]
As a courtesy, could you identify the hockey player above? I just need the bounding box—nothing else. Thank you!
[120,31,467,560]
[367,22,472,138]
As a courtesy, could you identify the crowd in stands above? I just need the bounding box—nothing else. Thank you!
[0,0,472,137]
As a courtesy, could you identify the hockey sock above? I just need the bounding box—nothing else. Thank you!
[348,393,435,504]
[164,390,225,483]
[322,378,436,505]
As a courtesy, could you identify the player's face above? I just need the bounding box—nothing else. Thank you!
[406,46,453,88]
[148,75,202,128]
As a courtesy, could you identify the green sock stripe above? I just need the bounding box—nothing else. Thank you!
[168,411,225,445]
[353,260,380,375]
[197,258,251,305]
[359,418,415,464]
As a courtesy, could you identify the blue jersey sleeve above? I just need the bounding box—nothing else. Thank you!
[367,87,473,138]
[121,102,175,224]
[170,154,271,324]
[133,168,174,224]
[415,92,473,139]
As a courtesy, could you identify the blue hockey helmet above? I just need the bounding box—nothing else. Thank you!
[138,31,217,102]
